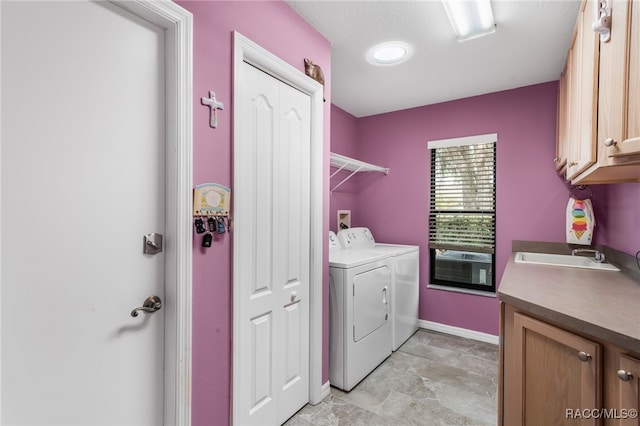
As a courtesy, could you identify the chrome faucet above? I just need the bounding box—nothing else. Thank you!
[572,248,606,263]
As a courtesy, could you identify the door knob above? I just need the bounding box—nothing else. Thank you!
[143,233,163,255]
[130,295,162,317]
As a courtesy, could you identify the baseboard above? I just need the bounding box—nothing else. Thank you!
[321,381,331,399]
[418,320,499,345]
[310,381,330,406]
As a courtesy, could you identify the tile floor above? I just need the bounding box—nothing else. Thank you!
[285,329,499,426]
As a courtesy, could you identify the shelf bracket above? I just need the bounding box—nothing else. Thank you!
[329,152,389,194]
[330,162,349,179]
[330,165,364,194]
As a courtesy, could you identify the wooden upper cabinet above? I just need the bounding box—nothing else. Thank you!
[556,62,569,173]
[567,0,600,179]
[558,0,640,183]
[557,0,599,181]
[598,0,640,162]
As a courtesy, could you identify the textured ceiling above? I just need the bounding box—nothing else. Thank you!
[285,0,581,117]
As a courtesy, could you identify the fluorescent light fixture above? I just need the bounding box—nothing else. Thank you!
[442,0,496,42]
[366,41,414,66]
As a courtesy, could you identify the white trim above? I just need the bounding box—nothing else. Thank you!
[318,381,331,404]
[232,32,324,422]
[0,3,4,421]
[427,284,497,298]
[418,320,499,345]
[110,2,193,424]
[427,132,498,150]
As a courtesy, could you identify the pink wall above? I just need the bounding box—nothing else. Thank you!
[331,82,567,336]
[175,2,331,424]
[597,182,640,256]
[330,82,640,337]
[329,106,361,231]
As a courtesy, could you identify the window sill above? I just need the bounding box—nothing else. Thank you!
[427,284,497,298]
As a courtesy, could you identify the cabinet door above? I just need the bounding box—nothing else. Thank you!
[513,313,602,426]
[567,0,600,180]
[624,0,640,156]
[612,354,640,426]
[557,60,570,175]
[598,0,640,161]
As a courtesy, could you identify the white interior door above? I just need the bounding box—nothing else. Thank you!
[1,1,169,424]
[234,61,311,426]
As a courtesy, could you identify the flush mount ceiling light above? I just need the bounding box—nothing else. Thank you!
[366,41,414,66]
[442,0,496,42]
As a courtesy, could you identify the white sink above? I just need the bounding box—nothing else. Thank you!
[515,252,620,271]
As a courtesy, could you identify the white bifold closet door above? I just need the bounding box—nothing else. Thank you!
[234,61,311,426]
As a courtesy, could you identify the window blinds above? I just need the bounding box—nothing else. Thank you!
[428,138,496,254]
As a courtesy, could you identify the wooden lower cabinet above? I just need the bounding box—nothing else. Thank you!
[605,349,640,426]
[501,303,640,425]
[503,306,601,425]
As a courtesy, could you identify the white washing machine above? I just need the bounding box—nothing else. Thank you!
[337,227,419,351]
[329,231,392,391]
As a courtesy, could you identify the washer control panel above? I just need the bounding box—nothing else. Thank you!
[328,231,340,249]
[337,227,375,248]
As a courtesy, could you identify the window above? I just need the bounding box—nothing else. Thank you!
[427,134,497,293]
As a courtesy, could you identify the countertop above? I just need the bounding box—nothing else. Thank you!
[498,246,640,353]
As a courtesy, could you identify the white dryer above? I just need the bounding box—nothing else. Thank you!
[329,231,392,391]
[337,227,420,351]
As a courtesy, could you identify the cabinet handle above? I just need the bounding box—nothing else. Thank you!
[604,138,617,147]
[568,161,578,167]
[617,369,633,382]
[578,351,592,362]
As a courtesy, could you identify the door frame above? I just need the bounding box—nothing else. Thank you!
[231,31,324,422]
[0,1,193,424]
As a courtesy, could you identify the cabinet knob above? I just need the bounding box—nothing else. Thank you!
[577,351,592,362]
[617,369,633,382]
[604,138,617,147]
